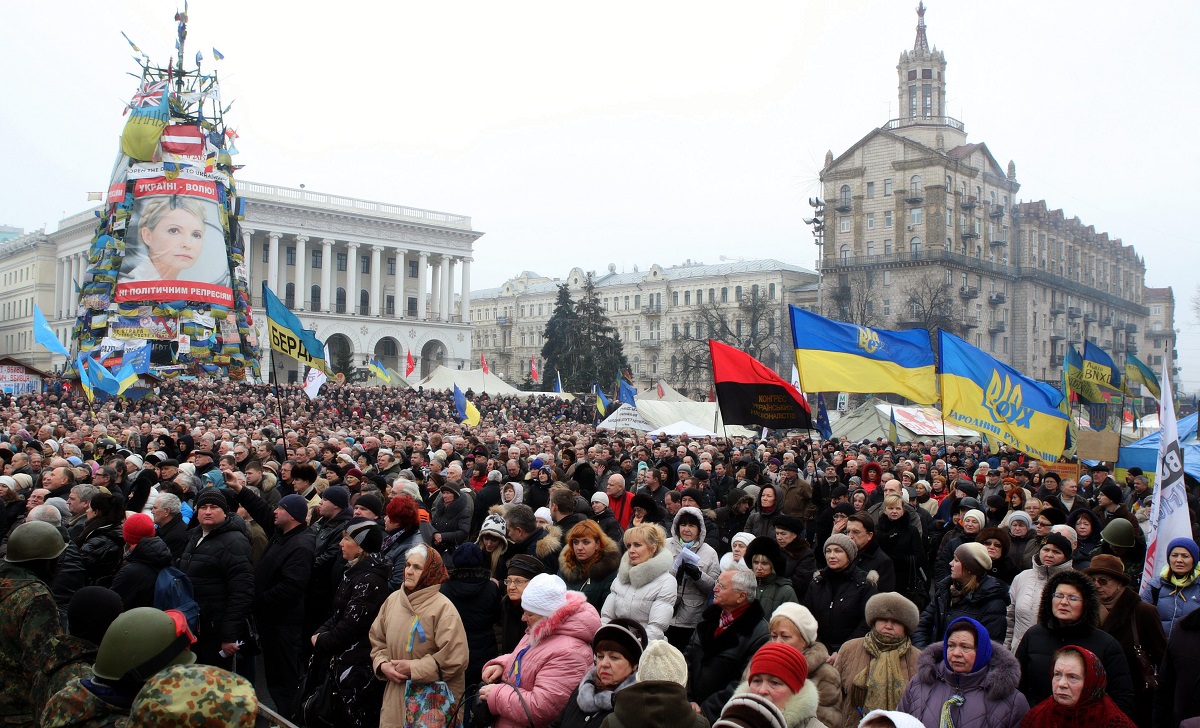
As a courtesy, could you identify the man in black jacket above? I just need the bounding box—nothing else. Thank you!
[848,512,896,593]
[229,479,315,719]
[150,492,189,561]
[177,488,254,669]
[469,469,503,539]
[685,568,769,723]
[303,485,352,656]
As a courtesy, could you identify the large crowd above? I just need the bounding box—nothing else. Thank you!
[0,378,1197,728]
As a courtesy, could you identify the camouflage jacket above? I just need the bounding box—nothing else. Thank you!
[39,678,128,728]
[0,562,63,724]
[32,634,98,719]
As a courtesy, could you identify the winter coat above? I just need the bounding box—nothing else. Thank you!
[755,573,798,621]
[1006,556,1073,651]
[685,599,770,723]
[744,485,782,538]
[236,486,318,625]
[802,641,844,728]
[381,526,425,591]
[109,536,173,610]
[1155,606,1200,728]
[1098,584,1166,727]
[853,540,895,594]
[470,482,503,538]
[177,516,255,644]
[731,679,827,728]
[156,513,190,561]
[778,478,816,520]
[781,539,818,601]
[914,575,1010,648]
[835,635,921,728]
[549,669,637,728]
[370,582,469,728]
[484,591,601,728]
[600,547,677,641]
[1014,570,1135,720]
[591,508,623,545]
[897,640,1029,728]
[308,508,353,599]
[431,492,472,552]
[935,526,971,584]
[1147,573,1200,639]
[560,540,621,614]
[800,566,878,652]
[665,507,722,628]
[599,680,710,728]
[505,526,563,576]
[77,524,124,587]
[440,566,501,686]
[875,514,925,598]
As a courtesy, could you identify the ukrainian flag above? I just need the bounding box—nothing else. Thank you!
[263,282,328,373]
[938,330,1068,462]
[1082,341,1122,396]
[369,358,391,382]
[1124,353,1161,400]
[789,305,937,404]
[115,364,139,396]
[453,384,481,426]
[594,385,611,417]
[1065,344,1103,404]
[76,355,95,403]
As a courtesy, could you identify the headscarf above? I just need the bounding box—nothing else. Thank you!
[941,616,993,673]
[1020,646,1134,728]
[406,545,449,594]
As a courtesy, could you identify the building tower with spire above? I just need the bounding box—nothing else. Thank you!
[890,2,965,150]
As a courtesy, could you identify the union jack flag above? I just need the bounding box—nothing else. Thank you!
[130,80,168,109]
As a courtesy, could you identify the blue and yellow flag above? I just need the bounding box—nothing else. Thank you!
[263,282,328,373]
[594,385,611,417]
[789,306,937,404]
[1082,341,1122,396]
[939,330,1068,462]
[115,363,138,396]
[121,77,171,161]
[1124,353,1161,400]
[76,355,95,403]
[453,384,480,426]
[89,359,120,396]
[369,358,391,382]
[1065,344,1103,405]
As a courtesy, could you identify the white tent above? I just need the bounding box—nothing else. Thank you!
[830,397,979,443]
[363,367,413,388]
[598,404,655,431]
[652,420,720,438]
[635,380,692,403]
[417,366,521,396]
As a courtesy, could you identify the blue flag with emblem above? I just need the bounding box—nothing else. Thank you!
[815,393,833,440]
[33,304,70,357]
[938,330,1068,462]
[618,377,637,407]
[263,282,328,373]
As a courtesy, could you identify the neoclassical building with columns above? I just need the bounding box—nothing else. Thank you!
[28,181,481,380]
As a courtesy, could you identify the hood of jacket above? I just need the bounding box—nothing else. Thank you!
[559,538,620,584]
[128,536,173,569]
[1037,568,1101,631]
[862,462,883,484]
[608,680,702,728]
[347,551,392,581]
[914,639,1022,700]
[527,590,601,648]
[734,679,820,726]
[617,545,674,589]
[671,506,708,547]
[755,483,781,513]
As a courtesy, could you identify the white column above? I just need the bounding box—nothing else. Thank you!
[443,257,456,322]
[70,254,81,315]
[321,239,334,312]
[461,258,472,324]
[266,232,281,296]
[430,256,442,320]
[370,246,383,316]
[240,228,255,287]
[394,249,408,318]
[57,259,66,318]
[417,252,429,320]
[294,235,308,310]
[346,243,360,314]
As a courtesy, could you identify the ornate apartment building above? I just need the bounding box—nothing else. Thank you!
[819,3,1168,389]
[12,182,481,380]
[470,260,818,393]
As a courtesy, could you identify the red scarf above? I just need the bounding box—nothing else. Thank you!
[1021,646,1136,728]
[716,602,751,636]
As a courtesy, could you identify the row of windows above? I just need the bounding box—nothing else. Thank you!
[280,284,417,316]
[264,245,422,278]
[1,297,35,322]
[3,267,31,287]
[842,178,1009,207]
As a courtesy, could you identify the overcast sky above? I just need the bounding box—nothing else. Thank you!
[5,1,1199,390]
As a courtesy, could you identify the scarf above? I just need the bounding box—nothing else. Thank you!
[1160,562,1200,591]
[1021,646,1135,728]
[575,667,637,713]
[850,630,911,715]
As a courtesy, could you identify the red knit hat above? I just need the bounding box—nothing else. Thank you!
[748,642,808,694]
[122,513,156,547]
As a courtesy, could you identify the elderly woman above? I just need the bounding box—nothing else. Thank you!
[550,619,648,728]
[1084,554,1165,726]
[765,603,843,727]
[914,542,1010,648]
[726,642,826,728]
[1145,536,1200,638]
[601,523,677,642]
[1003,512,1036,571]
[1014,570,1135,719]
[745,536,798,620]
[720,531,755,571]
[369,543,469,728]
[898,616,1029,728]
[666,507,722,650]
[835,593,922,726]
[1006,532,1074,652]
[1020,646,1136,728]
[559,520,621,613]
[800,534,877,652]
[481,574,601,728]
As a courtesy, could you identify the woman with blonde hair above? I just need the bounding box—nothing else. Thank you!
[559,519,620,612]
[123,195,221,283]
[601,523,677,642]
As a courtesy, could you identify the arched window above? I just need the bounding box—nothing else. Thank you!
[336,288,347,314]
[284,283,295,309]
[378,338,397,357]
[910,237,922,256]
[910,175,923,193]
[633,355,641,374]
[839,244,850,262]
[839,185,851,206]
[310,285,321,311]
[359,289,370,315]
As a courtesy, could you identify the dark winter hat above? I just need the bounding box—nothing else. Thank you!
[865,592,920,635]
[830,485,849,500]
[713,693,787,728]
[831,502,857,518]
[1084,554,1131,584]
[67,586,124,646]
[679,487,704,505]
[1167,537,1200,564]
[354,493,385,519]
[506,554,544,580]
[1091,462,1111,473]
[1099,483,1123,505]
[344,517,383,553]
[631,492,660,520]
[773,514,805,536]
[194,488,229,513]
[744,536,786,576]
[1040,507,1067,526]
[955,482,979,499]
[451,542,484,570]
[277,494,310,524]
[943,616,993,673]
[321,485,350,510]
[1043,531,1074,559]
[593,618,649,666]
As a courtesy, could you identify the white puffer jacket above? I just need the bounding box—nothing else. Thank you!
[600,546,677,641]
[1006,555,1074,651]
[665,507,722,629]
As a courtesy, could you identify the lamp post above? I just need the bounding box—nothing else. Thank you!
[803,197,826,313]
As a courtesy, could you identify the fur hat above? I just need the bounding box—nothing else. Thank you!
[1038,569,1099,628]
[744,536,785,576]
[713,693,787,728]
[954,542,992,576]
[864,592,919,635]
[773,514,805,535]
[823,533,858,562]
[770,603,819,647]
[637,640,688,686]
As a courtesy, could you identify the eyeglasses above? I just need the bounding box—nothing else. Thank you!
[1036,521,1052,527]
[1052,592,1083,604]
[503,578,529,587]
[1093,577,1111,586]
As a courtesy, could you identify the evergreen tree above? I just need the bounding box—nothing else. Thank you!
[541,284,580,390]
[540,275,629,391]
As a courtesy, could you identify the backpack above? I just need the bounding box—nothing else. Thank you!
[154,565,200,635]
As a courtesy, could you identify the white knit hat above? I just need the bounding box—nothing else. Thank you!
[520,574,566,617]
[962,509,986,528]
[590,492,610,507]
[731,532,755,548]
[770,603,819,647]
[534,507,553,524]
[478,514,507,542]
[636,640,688,686]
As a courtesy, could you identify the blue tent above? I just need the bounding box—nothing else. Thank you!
[1115,412,1199,481]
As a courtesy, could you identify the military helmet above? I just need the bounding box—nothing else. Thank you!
[93,607,196,683]
[4,521,67,563]
[1100,518,1136,549]
[128,664,257,727]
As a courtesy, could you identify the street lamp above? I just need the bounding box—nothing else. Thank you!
[803,197,826,313]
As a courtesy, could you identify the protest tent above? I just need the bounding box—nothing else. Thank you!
[1116,412,1200,481]
[597,404,655,431]
[418,366,521,396]
[635,380,692,402]
[830,397,979,443]
[652,420,720,438]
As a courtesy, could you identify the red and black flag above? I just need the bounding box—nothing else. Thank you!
[709,340,813,429]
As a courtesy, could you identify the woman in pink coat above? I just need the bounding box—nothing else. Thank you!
[480,574,601,728]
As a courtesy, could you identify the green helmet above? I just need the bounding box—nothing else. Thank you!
[1100,518,1136,549]
[93,607,196,683]
[4,521,67,563]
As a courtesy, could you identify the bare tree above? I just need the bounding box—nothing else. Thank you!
[825,271,882,328]
[673,288,783,394]
[901,273,965,337]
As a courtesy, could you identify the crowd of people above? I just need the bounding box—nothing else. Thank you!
[1,377,1199,727]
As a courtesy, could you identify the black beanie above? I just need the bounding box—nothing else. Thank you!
[1044,532,1074,559]
[67,586,124,645]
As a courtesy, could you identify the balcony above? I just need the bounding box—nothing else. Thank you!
[1100,316,1112,327]
[988,291,1007,305]
[958,286,980,300]
[962,315,981,329]
[883,115,966,132]
[988,320,1007,333]
[639,338,661,349]
[1115,319,1126,330]
[960,195,978,211]
[1083,312,1098,323]
[1149,328,1171,340]
[497,316,513,327]
[1050,325,1066,341]
[1126,341,1139,354]
[904,190,925,204]
[1125,322,1139,333]
[1104,339,1113,350]
[989,236,1007,247]
[1050,302,1066,315]
[833,197,853,213]
[642,304,662,316]
[1050,354,1064,367]
[989,204,1005,219]
[961,229,980,240]
[1067,307,1082,319]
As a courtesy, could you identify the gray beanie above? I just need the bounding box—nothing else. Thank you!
[823,533,858,562]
